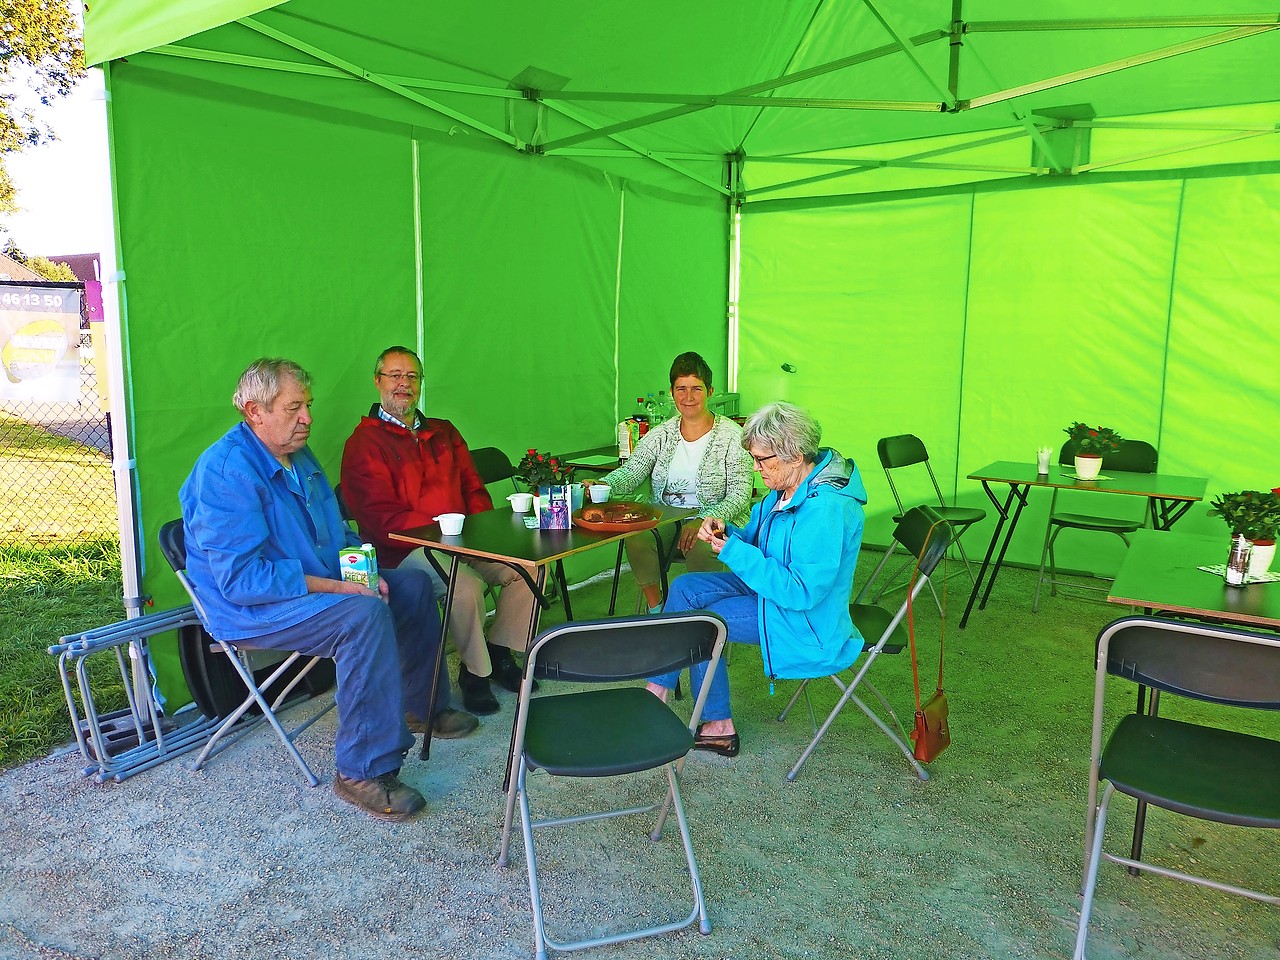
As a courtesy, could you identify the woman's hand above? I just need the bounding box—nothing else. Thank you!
[697,517,728,553]
[677,522,700,555]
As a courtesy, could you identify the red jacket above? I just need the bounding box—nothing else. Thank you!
[340,407,493,567]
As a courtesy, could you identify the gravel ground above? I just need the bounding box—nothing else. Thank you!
[3,565,1278,960]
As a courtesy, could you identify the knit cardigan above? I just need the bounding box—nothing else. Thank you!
[600,415,753,526]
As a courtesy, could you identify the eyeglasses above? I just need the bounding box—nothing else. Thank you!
[751,453,779,468]
[378,372,421,384]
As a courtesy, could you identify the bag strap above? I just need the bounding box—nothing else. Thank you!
[907,520,947,713]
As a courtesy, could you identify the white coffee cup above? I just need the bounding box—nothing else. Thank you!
[507,492,533,513]
[1036,447,1053,474]
[589,484,611,504]
[434,513,465,536]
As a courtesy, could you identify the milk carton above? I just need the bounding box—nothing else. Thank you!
[339,542,379,590]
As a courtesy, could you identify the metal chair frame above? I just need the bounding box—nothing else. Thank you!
[1033,439,1157,611]
[778,505,951,781]
[498,612,727,960]
[157,519,335,786]
[1075,616,1280,959]
[877,434,985,614]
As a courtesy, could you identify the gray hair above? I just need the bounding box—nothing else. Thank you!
[233,358,312,415]
[741,401,822,464]
[374,346,422,377]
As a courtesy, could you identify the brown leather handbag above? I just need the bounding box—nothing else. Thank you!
[907,523,951,763]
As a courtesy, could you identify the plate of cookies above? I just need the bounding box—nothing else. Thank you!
[572,500,662,533]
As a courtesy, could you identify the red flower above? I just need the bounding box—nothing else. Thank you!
[1087,429,1098,437]
[1272,487,1280,496]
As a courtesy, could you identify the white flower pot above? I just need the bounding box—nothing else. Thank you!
[1074,454,1103,480]
[1248,540,1276,578]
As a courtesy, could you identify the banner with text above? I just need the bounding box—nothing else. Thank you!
[0,284,84,403]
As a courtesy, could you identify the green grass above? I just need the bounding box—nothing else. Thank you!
[1,413,123,768]
[0,535,125,771]
[0,412,115,541]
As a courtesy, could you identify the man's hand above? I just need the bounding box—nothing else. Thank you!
[305,574,380,598]
[378,577,391,604]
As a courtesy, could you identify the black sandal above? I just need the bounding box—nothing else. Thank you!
[693,724,740,757]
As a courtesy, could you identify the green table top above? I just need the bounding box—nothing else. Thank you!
[969,461,1208,502]
[1108,529,1280,629]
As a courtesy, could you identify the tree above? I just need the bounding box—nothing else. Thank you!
[0,0,86,212]
[1,239,76,279]
[27,253,76,281]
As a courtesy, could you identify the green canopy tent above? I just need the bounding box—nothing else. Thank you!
[83,2,1280,701]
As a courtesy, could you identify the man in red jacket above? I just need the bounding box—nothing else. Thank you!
[340,346,536,715]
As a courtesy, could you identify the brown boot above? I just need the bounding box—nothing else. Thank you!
[333,771,425,821]
[405,708,479,739]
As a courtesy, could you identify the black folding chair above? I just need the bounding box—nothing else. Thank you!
[157,519,335,786]
[498,611,727,959]
[1074,616,1280,959]
[778,505,951,781]
[878,434,986,607]
[1033,438,1158,611]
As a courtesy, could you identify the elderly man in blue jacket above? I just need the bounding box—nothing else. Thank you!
[180,357,472,821]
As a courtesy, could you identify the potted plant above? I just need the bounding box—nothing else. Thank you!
[1063,422,1123,480]
[1207,487,1280,576]
[516,449,575,495]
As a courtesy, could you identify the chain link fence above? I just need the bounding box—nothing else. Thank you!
[1,283,117,545]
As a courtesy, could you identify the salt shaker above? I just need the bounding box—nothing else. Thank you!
[1225,534,1252,587]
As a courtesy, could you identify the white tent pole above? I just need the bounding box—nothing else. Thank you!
[726,156,742,395]
[412,138,425,359]
[97,64,144,620]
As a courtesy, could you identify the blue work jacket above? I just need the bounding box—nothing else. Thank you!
[179,421,360,641]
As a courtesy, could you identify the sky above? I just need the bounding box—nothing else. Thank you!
[2,2,112,260]
[3,67,112,259]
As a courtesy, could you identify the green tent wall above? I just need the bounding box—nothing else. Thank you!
[84,3,1280,702]
[740,170,1280,575]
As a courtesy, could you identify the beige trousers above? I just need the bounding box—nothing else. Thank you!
[399,548,539,675]
[624,521,725,590]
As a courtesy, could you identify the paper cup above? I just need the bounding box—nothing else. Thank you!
[507,492,533,513]
[589,484,611,504]
[434,513,465,536]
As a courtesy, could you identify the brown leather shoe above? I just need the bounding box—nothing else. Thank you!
[405,708,479,739]
[333,771,425,821]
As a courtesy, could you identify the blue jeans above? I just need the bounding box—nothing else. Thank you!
[246,567,442,780]
[649,571,760,723]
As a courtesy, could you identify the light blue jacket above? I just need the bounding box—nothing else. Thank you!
[180,422,360,641]
[718,448,867,680]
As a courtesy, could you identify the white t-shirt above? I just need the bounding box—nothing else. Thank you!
[663,431,713,508]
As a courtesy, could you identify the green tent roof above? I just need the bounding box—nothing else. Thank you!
[85,2,1280,201]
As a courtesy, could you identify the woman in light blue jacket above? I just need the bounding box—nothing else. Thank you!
[647,402,867,756]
